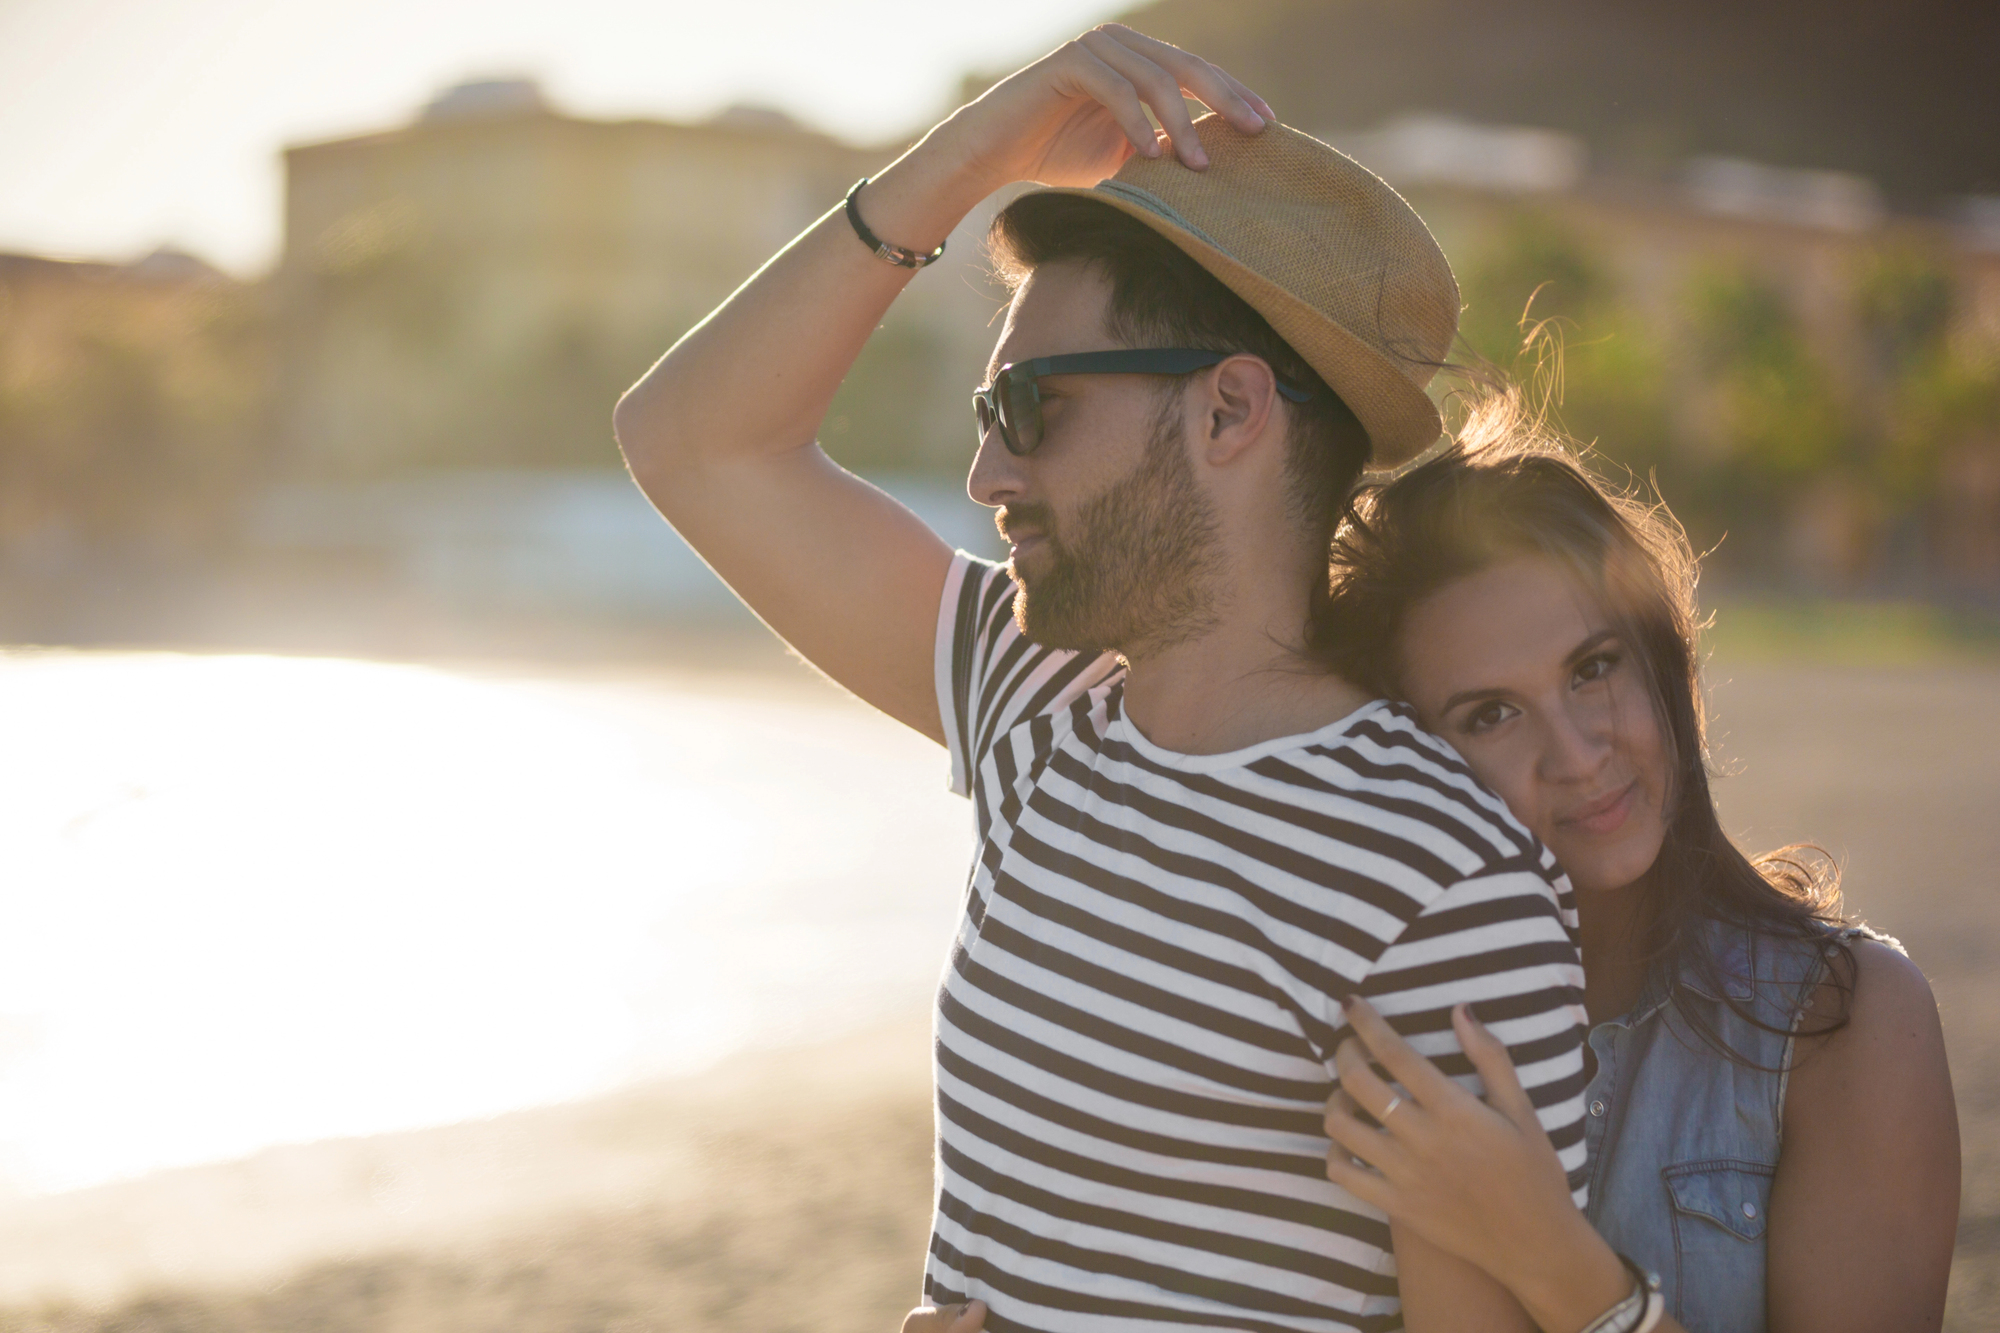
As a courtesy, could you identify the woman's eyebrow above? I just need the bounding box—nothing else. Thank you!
[1564,629,1621,666]
[1436,630,1624,716]
[1438,684,1505,717]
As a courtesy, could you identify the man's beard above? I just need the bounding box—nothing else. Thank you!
[1002,397,1223,657]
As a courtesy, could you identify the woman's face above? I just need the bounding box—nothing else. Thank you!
[1398,555,1672,895]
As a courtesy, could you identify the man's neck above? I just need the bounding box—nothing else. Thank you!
[1116,605,1375,757]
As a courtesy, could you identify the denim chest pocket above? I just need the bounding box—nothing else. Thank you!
[1664,1159,1774,1241]
[1662,1160,1775,1333]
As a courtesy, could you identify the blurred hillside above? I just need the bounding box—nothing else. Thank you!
[1115,0,2000,208]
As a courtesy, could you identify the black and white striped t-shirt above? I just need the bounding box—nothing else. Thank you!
[924,553,1590,1333]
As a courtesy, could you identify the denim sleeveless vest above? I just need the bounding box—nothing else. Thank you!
[1580,920,1884,1331]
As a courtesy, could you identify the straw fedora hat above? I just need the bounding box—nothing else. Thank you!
[1024,114,1459,468]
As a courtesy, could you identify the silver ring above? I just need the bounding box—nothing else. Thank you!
[1379,1094,1403,1122]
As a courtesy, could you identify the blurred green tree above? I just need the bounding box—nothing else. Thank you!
[818,318,956,475]
[1455,211,1672,494]
[1685,266,1846,481]
[1854,244,1956,376]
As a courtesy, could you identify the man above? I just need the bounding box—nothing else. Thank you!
[614,26,1589,1332]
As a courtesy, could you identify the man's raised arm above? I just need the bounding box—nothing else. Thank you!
[610,26,1273,742]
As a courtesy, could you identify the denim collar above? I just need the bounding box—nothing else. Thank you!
[1606,919,1759,1031]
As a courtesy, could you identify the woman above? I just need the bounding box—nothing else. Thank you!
[1314,401,1960,1332]
[904,410,1959,1333]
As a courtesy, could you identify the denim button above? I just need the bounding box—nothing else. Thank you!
[1589,1099,1606,1117]
[1742,1201,1758,1220]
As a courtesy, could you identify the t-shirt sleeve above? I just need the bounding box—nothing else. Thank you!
[933,550,1120,799]
[1350,862,1593,1206]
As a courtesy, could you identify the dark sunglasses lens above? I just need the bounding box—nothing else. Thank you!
[1003,375,1042,455]
[974,394,995,441]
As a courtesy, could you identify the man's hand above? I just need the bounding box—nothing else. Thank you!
[901,1300,986,1333]
[939,24,1273,191]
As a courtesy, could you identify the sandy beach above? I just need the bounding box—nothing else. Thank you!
[0,653,1994,1331]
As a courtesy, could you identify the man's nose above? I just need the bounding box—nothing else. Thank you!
[968,422,1027,509]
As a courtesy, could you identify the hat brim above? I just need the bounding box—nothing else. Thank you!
[1028,184,1446,468]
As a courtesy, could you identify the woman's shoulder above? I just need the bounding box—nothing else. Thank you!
[1785,928,1951,1138]
[1795,931,1940,1056]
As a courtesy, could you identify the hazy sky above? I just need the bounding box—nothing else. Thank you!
[0,0,1128,274]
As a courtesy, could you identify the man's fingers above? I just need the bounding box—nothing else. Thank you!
[1062,47,1162,158]
[1096,24,1270,133]
[1151,46,1267,132]
[1453,1003,1541,1131]
[1080,30,1207,166]
[1218,69,1276,125]
[1341,996,1458,1106]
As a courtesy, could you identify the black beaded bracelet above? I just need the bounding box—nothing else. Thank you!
[844,177,946,270]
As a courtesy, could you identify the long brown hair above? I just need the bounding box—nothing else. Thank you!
[1315,390,1847,1057]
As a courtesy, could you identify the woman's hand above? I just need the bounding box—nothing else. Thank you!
[935,24,1273,191]
[1324,998,1631,1333]
[901,1300,986,1333]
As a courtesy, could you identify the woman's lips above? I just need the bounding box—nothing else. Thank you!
[1561,780,1637,836]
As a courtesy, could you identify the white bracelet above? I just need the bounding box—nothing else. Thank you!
[1577,1254,1663,1333]
[1575,1284,1644,1333]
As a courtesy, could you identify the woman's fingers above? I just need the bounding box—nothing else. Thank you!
[1331,1035,1430,1158]
[1324,1085,1409,1172]
[901,1301,987,1333]
[1453,1003,1542,1132]
[1324,1143,1395,1210]
[1331,1034,1396,1116]
[1341,996,1459,1107]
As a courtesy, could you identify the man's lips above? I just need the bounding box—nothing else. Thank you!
[1558,780,1638,836]
[1002,527,1047,560]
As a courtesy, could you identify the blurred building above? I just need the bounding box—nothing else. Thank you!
[275,79,1006,482]
[260,80,1010,616]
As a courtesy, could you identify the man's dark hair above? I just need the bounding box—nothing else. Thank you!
[987,193,1371,540]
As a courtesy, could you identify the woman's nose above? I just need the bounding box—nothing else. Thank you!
[1538,701,1614,783]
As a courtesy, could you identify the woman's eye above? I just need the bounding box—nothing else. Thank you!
[1462,700,1516,734]
[1574,651,1619,685]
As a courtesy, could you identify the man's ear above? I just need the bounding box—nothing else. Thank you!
[1200,354,1280,467]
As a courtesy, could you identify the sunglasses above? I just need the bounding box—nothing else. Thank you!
[972,348,1314,457]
